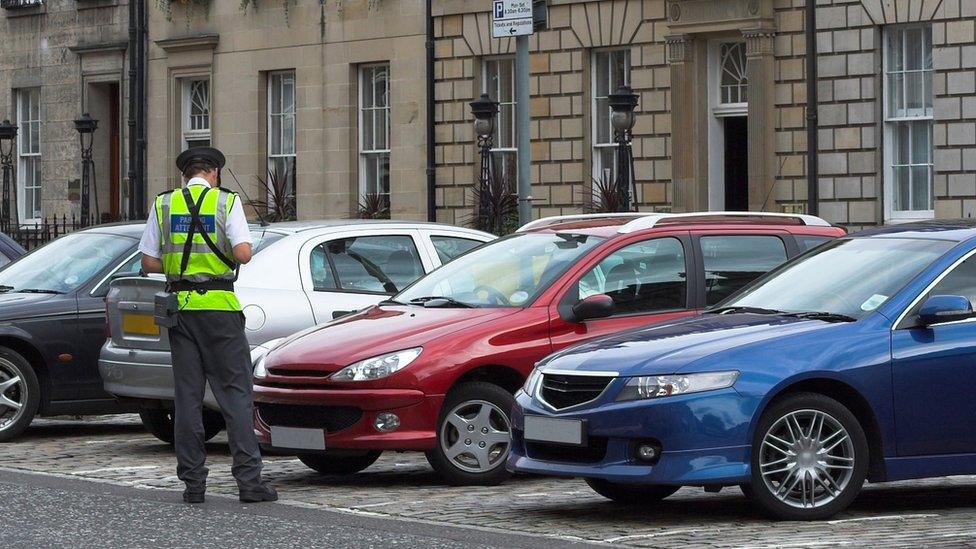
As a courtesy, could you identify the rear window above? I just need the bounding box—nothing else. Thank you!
[249,228,285,254]
[701,235,788,306]
[795,235,832,252]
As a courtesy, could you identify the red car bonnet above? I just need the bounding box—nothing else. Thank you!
[264,304,523,374]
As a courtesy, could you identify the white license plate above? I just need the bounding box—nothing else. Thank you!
[270,426,325,450]
[523,416,586,446]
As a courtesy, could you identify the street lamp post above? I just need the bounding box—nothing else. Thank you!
[470,93,498,231]
[0,119,17,233]
[608,85,639,212]
[74,113,99,226]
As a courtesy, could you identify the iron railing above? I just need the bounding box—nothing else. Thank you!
[3,214,121,251]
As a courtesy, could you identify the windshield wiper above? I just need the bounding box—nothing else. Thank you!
[782,311,857,323]
[15,288,64,294]
[708,306,786,315]
[379,298,404,306]
[0,285,13,293]
[408,296,473,308]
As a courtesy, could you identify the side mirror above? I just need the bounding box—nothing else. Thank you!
[570,294,614,322]
[918,295,974,326]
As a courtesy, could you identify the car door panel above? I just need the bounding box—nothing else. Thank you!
[300,230,427,324]
[893,253,976,456]
[549,231,699,351]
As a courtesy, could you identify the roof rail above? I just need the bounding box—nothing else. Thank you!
[617,211,831,233]
[516,213,646,232]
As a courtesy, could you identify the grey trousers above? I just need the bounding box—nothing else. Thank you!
[169,310,264,493]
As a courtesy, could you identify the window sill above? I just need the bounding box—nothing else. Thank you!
[76,0,119,10]
[3,2,45,16]
[885,211,934,224]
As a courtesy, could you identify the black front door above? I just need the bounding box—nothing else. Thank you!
[724,116,749,211]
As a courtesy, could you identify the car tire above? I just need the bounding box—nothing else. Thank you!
[0,346,42,443]
[425,381,514,486]
[139,408,226,445]
[585,479,680,505]
[298,451,383,475]
[745,392,868,521]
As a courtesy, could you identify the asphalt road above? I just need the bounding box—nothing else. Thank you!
[0,469,597,549]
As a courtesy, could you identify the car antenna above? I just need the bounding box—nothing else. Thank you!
[225,168,270,227]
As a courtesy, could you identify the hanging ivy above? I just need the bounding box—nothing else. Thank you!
[156,0,211,25]
[239,0,295,25]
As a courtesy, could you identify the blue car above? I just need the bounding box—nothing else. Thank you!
[509,221,976,520]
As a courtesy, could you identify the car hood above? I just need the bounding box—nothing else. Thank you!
[0,292,68,321]
[265,304,522,374]
[539,313,845,376]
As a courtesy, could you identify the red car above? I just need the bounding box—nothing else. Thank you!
[253,212,845,485]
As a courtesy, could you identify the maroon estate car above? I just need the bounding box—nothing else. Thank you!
[252,212,846,485]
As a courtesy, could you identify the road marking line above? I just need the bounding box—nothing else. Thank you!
[70,465,161,475]
[604,529,701,543]
[515,492,552,497]
[826,513,939,524]
[354,502,397,509]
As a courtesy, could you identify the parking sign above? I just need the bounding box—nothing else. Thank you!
[491,0,533,38]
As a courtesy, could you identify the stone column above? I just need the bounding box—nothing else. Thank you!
[743,28,776,212]
[667,34,701,212]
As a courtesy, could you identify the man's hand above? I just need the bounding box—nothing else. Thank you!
[141,255,164,274]
[233,243,253,265]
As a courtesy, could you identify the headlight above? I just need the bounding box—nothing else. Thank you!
[251,338,284,380]
[330,348,422,382]
[615,371,739,401]
[253,353,268,379]
[522,368,543,395]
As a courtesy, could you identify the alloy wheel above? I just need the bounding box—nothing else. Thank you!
[759,409,855,509]
[0,357,26,432]
[439,399,511,474]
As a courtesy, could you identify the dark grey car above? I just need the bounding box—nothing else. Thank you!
[0,223,144,441]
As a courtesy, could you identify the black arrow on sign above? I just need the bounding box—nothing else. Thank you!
[509,27,517,34]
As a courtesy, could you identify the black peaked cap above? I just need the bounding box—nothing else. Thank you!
[176,146,226,172]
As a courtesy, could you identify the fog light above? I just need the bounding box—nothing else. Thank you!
[632,440,662,464]
[374,412,400,433]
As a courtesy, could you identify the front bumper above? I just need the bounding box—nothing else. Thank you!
[507,387,756,485]
[252,383,444,452]
[99,340,221,411]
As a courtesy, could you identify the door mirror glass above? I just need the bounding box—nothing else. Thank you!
[570,294,614,322]
[918,295,974,326]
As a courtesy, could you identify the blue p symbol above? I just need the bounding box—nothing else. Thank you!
[494,1,504,18]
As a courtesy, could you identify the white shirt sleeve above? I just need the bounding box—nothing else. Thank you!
[226,194,253,248]
[138,205,162,258]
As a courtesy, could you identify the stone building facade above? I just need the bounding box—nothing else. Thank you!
[431,0,976,229]
[146,0,429,220]
[1,0,132,224]
[3,0,974,228]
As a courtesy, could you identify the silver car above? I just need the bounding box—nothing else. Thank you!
[99,220,493,443]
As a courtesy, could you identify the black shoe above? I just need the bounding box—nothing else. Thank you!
[183,489,205,504]
[239,485,278,503]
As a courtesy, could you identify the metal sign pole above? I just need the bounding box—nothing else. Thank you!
[515,35,532,226]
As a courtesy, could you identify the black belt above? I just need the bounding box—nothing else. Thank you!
[167,280,235,293]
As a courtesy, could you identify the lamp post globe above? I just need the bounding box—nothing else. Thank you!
[470,93,498,139]
[608,85,638,132]
[0,119,17,144]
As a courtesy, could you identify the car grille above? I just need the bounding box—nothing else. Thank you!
[525,437,608,464]
[540,373,614,410]
[267,367,330,378]
[256,403,362,432]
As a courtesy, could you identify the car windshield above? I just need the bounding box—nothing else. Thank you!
[717,237,955,320]
[396,232,605,307]
[0,232,135,294]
